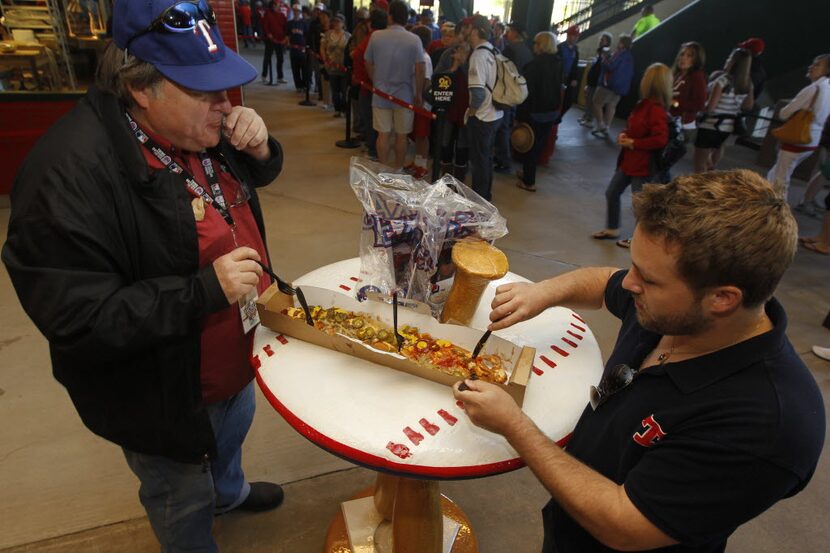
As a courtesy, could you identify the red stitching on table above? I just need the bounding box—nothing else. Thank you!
[349,276,360,282]
[551,344,570,357]
[572,313,586,324]
[276,334,289,345]
[562,338,578,348]
[339,285,351,291]
[419,418,440,436]
[570,322,586,332]
[566,330,583,340]
[403,426,425,445]
[539,355,557,368]
[386,442,413,459]
[263,344,274,357]
[437,410,458,425]
[249,355,261,369]
[532,366,545,376]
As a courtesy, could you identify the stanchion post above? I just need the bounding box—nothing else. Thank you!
[299,47,316,106]
[336,69,362,149]
[430,72,455,182]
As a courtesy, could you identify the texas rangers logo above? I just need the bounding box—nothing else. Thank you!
[195,20,219,54]
[632,414,667,447]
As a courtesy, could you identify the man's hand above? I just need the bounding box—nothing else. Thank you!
[453,379,525,437]
[489,281,551,330]
[213,247,263,304]
[223,106,271,161]
[616,132,634,149]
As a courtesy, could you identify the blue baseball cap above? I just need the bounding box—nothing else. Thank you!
[113,0,257,92]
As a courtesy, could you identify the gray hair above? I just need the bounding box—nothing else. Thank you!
[96,41,164,108]
[534,32,557,55]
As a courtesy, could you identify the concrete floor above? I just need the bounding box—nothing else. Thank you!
[1,50,829,552]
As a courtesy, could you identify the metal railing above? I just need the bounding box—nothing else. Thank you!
[554,0,645,34]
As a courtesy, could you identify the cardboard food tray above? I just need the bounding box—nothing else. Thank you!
[256,283,534,405]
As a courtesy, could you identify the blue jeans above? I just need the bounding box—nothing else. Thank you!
[123,381,256,553]
[605,170,646,230]
[467,115,500,201]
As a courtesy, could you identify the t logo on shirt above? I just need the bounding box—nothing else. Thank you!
[632,414,667,447]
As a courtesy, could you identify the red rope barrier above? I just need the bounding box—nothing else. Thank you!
[359,81,436,120]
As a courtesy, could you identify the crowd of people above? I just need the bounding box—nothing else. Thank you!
[1,1,828,552]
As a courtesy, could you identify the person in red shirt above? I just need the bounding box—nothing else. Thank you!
[592,63,670,247]
[670,42,707,141]
[262,0,289,84]
[353,7,388,159]
[2,2,285,551]
[237,0,254,47]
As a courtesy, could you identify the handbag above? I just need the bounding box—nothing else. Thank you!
[772,87,819,145]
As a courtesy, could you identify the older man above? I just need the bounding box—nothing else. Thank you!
[2,1,284,551]
[455,170,824,552]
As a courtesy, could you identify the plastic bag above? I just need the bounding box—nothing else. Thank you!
[349,158,508,313]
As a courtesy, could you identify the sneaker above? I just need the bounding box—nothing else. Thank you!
[591,129,609,139]
[516,180,536,192]
[813,345,830,362]
[578,119,593,127]
[367,152,379,162]
[277,79,288,84]
[261,76,268,84]
[238,482,284,512]
[494,163,511,174]
[411,166,429,180]
[402,163,417,175]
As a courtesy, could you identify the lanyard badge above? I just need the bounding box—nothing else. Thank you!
[125,111,234,226]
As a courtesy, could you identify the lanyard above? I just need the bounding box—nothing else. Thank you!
[125,111,234,226]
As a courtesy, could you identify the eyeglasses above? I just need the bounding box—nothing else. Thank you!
[589,363,637,411]
[126,0,217,50]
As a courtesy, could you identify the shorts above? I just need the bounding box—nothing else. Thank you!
[373,107,415,134]
[695,127,730,149]
[412,112,432,139]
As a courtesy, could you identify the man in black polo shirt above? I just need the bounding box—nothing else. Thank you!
[454,169,825,552]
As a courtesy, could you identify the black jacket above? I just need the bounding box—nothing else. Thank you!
[518,53,563,119]
[2,87,283,463]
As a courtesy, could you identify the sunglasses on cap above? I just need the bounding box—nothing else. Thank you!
[126,0,217,49]
[589,363,637,411]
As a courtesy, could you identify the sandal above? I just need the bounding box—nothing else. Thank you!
[592,229,620,240]
[616,239,631,249]
[516,181,536,192]
[803,242,830,255]
[798,236,818,245]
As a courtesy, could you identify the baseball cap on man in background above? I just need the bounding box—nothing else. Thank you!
[738,37,765,56]
[113,0,257,92]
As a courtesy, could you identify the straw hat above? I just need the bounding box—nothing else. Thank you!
[510,122,535,154]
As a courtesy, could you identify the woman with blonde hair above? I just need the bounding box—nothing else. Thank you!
[592,62,671,247]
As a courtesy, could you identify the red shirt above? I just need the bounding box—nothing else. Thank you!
[351,32,372,90]
[671,69,707,125]
[139,131,269,404]
[237,4,252,26]
[263,10,288,42]
[619,98,668,177]
[426,39,444,54]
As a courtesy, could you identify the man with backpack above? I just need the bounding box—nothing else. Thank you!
[466,15,504,201]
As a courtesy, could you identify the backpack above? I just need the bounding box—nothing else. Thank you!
[477,45,528,110]
[654,114,686,173]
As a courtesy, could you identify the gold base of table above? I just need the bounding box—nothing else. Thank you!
[324,479,478,553]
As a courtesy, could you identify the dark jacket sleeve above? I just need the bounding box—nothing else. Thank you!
[223,135,283,189]
[2,162,229,362]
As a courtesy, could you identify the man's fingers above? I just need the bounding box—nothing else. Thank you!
[229,246,261,261]
[237,259,263,277]
[490,310,521,331]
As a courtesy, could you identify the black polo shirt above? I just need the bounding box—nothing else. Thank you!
[543,270,825,553]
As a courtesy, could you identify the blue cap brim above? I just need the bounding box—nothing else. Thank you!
[154,48,257,92]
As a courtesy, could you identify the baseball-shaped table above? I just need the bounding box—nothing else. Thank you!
[253,258,604,552]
